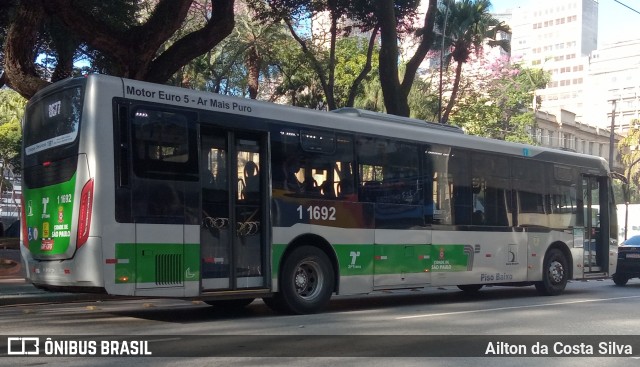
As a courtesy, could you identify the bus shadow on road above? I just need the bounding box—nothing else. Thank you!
[104,282,613,323]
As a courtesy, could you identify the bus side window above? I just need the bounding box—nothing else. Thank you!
[272,127,354,201]
[425,145,453,225]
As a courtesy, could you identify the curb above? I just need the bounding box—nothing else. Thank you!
[0,277,122,307]
[0,293,120,307]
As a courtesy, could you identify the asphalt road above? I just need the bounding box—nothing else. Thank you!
[1,278,640,366]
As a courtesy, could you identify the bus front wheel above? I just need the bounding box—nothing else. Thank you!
[535,248,568,296]
[269,245,335,314]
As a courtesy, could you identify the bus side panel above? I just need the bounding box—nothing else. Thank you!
[102,223,136,296]
[271,197,375,295]
[526,230,573,281]
[430,229,528,286]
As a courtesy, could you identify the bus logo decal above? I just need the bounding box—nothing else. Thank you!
[42,197,50,218]
[42,222,50,238]
[507,244,519,265]
[348,251,361,269]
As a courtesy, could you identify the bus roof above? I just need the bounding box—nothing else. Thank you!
[37,74,610,174]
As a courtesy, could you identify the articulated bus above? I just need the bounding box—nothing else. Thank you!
[20,75,619,314]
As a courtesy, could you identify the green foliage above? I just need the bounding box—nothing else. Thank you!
[618,121,640,203]
[407,74,439,121]
[333,37,379,107]
[436,0,511,123]
[168,8,290,99]
[0,89,25,186]
[449,58,550,143]
[354,73,384,112]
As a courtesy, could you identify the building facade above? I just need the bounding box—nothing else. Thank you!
[532,109,621,171]
[585,39,640,132]
[509,0,598,118]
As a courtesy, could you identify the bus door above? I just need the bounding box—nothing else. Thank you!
[200,127,269,291]
[582,175,607,273]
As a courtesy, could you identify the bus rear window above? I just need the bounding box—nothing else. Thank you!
[24,87,83,155]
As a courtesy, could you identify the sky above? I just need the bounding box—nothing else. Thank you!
[490,0,640,46]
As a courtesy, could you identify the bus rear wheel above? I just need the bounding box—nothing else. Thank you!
[269,245,334,314]
[535,248,568,296]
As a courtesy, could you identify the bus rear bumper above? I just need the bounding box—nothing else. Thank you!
[22,237,104,290]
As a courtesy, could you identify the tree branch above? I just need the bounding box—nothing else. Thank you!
[282,17,332,109]
[4,1,50,99]
[401,0,437,95]
[347,25,378,107]
[146,0,235,83]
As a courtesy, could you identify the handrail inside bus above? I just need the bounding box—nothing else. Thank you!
[332,107,464,134]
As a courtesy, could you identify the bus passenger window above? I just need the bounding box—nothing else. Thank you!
[271,126,354,201]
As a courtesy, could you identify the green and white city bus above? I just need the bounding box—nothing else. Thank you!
[20,74,619,314]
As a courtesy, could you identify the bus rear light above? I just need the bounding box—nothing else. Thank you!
[21,195,29,249]
[77,179,94,248]
[43,161,52,167]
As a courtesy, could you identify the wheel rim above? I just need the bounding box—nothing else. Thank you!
[548,260,565,284]
[294,258,324,301]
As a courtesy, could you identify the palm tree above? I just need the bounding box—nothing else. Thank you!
[437,0,510,124]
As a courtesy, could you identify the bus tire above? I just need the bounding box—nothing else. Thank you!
[276,245,335,314]
[457,284,483,293]
[535,248,568,296]
[205,298,255,310]
[612,273,629,286]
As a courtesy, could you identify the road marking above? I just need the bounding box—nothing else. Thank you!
[147,337,182,343]
[396,295,640,320]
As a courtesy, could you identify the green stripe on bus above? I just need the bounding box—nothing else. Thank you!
[23,173,77,256]
[115,243,200,284]
[272,243,472,277]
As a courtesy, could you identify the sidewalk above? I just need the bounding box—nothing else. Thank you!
[0,249,114,306]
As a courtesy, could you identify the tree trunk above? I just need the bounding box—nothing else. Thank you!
[441,60,463,124]
[400,0,437,98]
[246,46,260,99]
[377,0,408,117]
[378,0,437,117]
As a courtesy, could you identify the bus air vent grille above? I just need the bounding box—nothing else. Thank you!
[155,254,183,285]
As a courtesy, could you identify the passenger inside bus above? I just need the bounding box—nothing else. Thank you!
[283,157,305,193]
[243,160,260,201]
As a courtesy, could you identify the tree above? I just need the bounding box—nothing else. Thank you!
[437,0,510,124]
[170,4,290,99]
[2,0,235,99]
[448,56,549,143]
[0,90,25,205]
[618,122,640,203]
[247,0,398,110]
[375,0,438,117]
